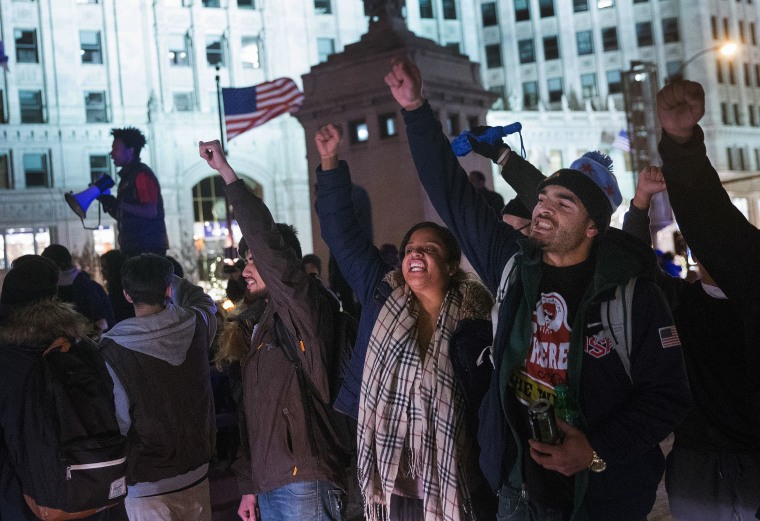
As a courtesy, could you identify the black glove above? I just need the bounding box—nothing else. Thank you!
[97,194,118,214]
[467,126,509,164]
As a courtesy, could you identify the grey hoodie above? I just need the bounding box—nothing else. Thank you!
[103,275,216,498]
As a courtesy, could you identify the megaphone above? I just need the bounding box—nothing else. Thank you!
[64,174,115,220]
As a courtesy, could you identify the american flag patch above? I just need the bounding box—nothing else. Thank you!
[659,326,681,348]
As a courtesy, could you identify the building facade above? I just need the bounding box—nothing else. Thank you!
[0,0,758,278]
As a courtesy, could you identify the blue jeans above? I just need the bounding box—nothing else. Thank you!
[257,481,345,521]
[496,485,568,521]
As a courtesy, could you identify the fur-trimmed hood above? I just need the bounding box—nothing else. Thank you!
[383,269,494,321]
[0,299,94,347]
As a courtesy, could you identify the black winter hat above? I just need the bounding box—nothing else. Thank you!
[501,196,532,219]
[1,255,60,308]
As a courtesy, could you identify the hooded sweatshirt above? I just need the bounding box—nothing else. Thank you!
[100,275,217,498]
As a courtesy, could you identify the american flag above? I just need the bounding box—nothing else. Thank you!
[222,78,304,140]
[612,129,631,152]
[658,326,681,349]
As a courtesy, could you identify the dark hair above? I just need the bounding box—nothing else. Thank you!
[121,254,173,306]
[165,255,184,278]
[238,223,302,261]
[101,250,127,285]
[110,127,147,157]
[379,243,400,267]
[399,222,461,265]
[41,244,73,270]
[302,253,322,274]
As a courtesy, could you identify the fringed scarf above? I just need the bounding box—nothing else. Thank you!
[358,274,482,521]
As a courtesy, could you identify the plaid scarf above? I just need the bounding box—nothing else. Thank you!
[358,275,476,521]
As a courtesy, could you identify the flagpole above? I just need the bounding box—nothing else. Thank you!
[215,64,234,258]
[215,64,227,154]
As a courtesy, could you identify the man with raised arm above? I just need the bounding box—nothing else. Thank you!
[198,140,348,521]
[656,80,760,520]
[385,58,690,521]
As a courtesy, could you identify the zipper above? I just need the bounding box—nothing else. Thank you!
[66,457,126,480]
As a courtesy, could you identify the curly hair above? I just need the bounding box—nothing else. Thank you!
[110,127,147,156]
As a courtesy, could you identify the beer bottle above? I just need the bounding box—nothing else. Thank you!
[554,384,580,426]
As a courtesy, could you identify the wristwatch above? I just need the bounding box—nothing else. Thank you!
[588,450,607,473]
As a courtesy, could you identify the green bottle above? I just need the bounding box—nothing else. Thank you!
[554,384,580,426]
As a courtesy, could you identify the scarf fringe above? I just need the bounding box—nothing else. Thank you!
[364,500,390,521]
[403,446,422,479]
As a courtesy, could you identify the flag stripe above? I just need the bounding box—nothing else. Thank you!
[222,78,304,140]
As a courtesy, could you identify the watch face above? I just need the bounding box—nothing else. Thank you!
[590,458,607,472]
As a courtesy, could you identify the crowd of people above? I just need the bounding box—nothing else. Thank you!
[0,58,758,521]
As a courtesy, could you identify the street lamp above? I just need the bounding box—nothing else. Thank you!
[669,42,738,81]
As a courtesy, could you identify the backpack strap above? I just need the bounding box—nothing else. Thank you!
[600,278,637,383]
[487,253,520,368]
[274,313,320,460]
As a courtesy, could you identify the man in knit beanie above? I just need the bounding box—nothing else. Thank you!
[387,57,690,521]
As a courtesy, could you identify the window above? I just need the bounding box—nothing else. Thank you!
[14,29,38,63]
[752,22,758,45]
[379,113,397,138]
[514,0,529,21]
[89,155,111,184]
[543,36,559,60]
[547,78,563,103]
[718,60,724,83]
[445,114,460,135]
[721,102,729,124]
[467,116,479,130]
[24,152,50,188]
[633,0,648,3]
[734,103,741,125]
[168,34,190,66]
[756,64,760,86]
[606,70,622,94]
[419,0,433,18]
[80,30,103,64]
[636,22,653,47]
[202,0,220,6]
[484,44,502,68]
[576,31,593,55]
[0,153,13,190]
[727,147,734,170]
[662,18,680,43]
[666,60,682,79]
[481,2,497,26]
[489,86,505,109]
[518,39,535,63]
[237,0,254,7]
[745,63,752,86]
[442,0,457,19]
[173,92,194,112]
[206,35,225,66]
[573,0,588,12]
[602,27,619,51]
[740,21,746,43]
[729,61,736,84]
[538,0,554,17]
[241,37,260,68]
[314,0,331,14]
[317,38,334,63]
[523,81,538,109]
[724,18,730,39]
[348,120,368,144]
[84,92,108,123]
[711,16,719,40]
[581,73,597,98]
[749,105,756,126]
[19,90,44,123]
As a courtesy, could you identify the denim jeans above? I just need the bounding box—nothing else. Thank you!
[496,485,568,521]
[257,480,345,521]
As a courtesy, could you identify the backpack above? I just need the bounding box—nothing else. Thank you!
[274,286,358,458]
[16,337,128,521]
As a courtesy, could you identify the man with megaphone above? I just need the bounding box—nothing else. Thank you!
[98,126,169,258]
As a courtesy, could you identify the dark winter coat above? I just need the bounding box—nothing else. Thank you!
[401,101,691,521]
